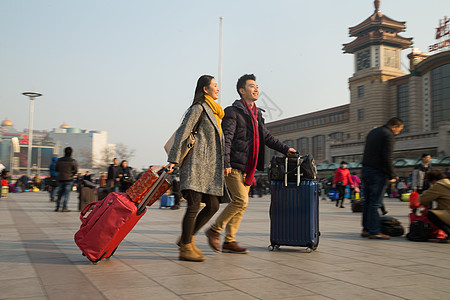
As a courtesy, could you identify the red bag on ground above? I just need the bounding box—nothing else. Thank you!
[74,192,146,263]
[409,208,447,240]
[409,191,420,209]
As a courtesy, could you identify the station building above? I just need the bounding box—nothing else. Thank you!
[266,1,450,174]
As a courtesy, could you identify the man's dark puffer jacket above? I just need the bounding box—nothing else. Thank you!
[222,100,290,172]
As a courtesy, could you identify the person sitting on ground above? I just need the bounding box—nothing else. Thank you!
[419,170,450,243]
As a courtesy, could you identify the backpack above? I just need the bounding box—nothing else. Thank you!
[406,220,431,242]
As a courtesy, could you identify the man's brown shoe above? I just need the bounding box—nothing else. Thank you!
[222,241,249,254]
[361,230,369,237]
[368,233,390,240]
[205,228,221,252]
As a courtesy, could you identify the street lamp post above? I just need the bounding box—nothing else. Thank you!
[22,92,42,178]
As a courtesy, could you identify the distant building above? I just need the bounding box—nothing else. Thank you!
[48,122,115,170]
[0,119,114,175]
[266,1,450,167]
[0,118,57,175]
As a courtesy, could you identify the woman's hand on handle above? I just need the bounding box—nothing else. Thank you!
[166,163,176,173]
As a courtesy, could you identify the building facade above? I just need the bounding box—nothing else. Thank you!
[0,119,114,175]
[266,1,450,168]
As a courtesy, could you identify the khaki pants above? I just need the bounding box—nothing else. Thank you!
[211,169,250,242]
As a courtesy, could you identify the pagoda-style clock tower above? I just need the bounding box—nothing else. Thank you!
[343,0,412,139]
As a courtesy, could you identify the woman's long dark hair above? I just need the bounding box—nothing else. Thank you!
[192,75,214,106]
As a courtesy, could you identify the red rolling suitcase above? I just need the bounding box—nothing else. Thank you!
[74,170,170,263]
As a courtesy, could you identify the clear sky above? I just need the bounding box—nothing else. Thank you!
[1,0,448,169]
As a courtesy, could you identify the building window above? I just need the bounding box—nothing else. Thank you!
[358,85,364,97]
[312,135,325,162]
[358,132,364,140]
[297,137,309,155]
[397,83,409,133]
[358,109,364,121]
[329,132,344,142]
[431,63,450,130]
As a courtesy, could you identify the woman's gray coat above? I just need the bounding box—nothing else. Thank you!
[168,102,225,196]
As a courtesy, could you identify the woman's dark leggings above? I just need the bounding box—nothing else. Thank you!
[428,211,450,236]
[336,185,345,206]
[181,190,220,244]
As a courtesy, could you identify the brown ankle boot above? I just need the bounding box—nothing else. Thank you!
[179,243,205,262]
[191,236,203,256]
[176,236,203,256]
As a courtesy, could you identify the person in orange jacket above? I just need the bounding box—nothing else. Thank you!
[332,161,354,208]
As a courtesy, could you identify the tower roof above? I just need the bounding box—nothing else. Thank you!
[1,117,13,126]
[343,1,412,53]
[60,122,70,129]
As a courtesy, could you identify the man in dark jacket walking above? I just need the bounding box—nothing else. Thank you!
[107,158,121,193]
[55,147,78,212]
[361,117,403,239]
[205,74,296,253]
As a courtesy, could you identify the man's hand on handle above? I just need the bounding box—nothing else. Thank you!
[287,148,297,155]
[224,167,232,177]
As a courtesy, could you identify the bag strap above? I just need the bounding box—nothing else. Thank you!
[192,106,205,135]
[80,200,101,224]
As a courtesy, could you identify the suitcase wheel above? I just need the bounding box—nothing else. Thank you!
[268,244,280,251]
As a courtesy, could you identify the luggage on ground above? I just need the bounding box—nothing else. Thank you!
[406,220,431,242]
[74,170,170,263]
[380,216,404,237]
[351,198,364,212]
[1,186,8,198]
[408,208,447,240]
[269,155,319,252]
[328,188,339,200]
[79,186,97,211]
[160,194,175,208]
[400,193,411,202]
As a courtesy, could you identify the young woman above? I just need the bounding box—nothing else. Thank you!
[167,75,225,262]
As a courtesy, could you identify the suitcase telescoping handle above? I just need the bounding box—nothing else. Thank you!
[137,168,170,214]
[285,153,302,187]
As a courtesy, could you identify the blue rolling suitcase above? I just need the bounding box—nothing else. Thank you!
[159,194,175,208]
[269,155,319,252]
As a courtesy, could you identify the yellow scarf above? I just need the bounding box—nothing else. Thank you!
[204,94,224,138]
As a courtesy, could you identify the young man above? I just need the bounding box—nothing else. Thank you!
[107,158,121,193]
[205,74,296,253]
[55,147,78,212]
[412,153,432,194]
[361,117,404,239]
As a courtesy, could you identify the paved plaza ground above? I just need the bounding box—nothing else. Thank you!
[1,191,450,300]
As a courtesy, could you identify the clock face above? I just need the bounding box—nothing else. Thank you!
[384,48,396,68]
[357,49,371,71]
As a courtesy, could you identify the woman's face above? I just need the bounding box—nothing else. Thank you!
[122,161,128,168]
[203,78,219,100]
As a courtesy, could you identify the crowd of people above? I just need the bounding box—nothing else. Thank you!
[1,73,449,261]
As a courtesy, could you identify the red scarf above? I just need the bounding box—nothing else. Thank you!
[242,99,259,186]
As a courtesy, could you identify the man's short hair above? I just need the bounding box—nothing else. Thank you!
[64,147,72,157]
[421,153,430,158]
[236,74,256,98]
[385,117,403,127]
